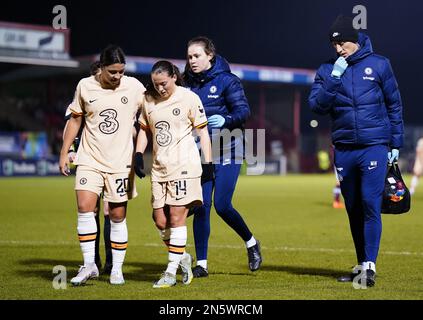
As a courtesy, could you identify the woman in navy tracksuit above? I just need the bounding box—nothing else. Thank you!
[183,36,262,277]
[309,16,404,287]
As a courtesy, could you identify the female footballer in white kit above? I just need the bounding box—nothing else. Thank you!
[134,60,213,288]
[59,45,145,286]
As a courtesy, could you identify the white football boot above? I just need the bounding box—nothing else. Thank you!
[179,252,194,285]
[110,269,125,285]
[70,264,99,286]
[153,272,176,288]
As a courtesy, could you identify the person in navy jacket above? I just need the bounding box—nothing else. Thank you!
[309,15,404,287]
[183,36,262,277]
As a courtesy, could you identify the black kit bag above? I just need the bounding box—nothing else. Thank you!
[381,163,411,214]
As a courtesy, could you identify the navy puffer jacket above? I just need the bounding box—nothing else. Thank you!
[184,55,251,161]
[309,33,404,148]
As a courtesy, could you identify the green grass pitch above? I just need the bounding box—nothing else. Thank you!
[0,174,422,300]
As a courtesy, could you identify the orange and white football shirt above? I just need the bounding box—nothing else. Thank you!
[139,86,207,182]
[70,75,145,173]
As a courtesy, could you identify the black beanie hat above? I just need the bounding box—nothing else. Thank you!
[329,15,359,43]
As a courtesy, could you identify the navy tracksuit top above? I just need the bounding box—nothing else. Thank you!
[309,33,404,149]
[184,55,251,162]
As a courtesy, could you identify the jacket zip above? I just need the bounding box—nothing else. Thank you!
[351,66,358,144]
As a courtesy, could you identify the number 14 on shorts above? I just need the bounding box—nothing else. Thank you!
[175,180,187,200]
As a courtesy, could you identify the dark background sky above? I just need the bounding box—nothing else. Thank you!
[1,0,422,124]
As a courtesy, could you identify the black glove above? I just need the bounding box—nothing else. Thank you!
[134,152,146,179]
[201,162,214,185]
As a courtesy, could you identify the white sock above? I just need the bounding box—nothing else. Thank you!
[166,226,187,275]
[333,187,341,195]
[110,218,128,273]
[197,260,208,270]
[410,176,419,194]
[246,236,257,248]
[159,228,191,261]
[77,212,97,267]
[362,261,376,273]
[333,186,341,201]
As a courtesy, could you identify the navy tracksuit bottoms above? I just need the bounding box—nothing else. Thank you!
[334,144,388,264]
[193,163,253,261]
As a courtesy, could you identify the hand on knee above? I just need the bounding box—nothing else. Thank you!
[154,220,167,230]
[153,215,167,230]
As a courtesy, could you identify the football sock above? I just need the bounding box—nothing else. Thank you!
[333,186,341,202]
[77,212,97,266]
[160,227,191,266]
[410,176,419,194]
[362,261,376,272]
[110,218,128,273]
[246,236,257,248]
[197,260,207,270]
[166,226,187,275]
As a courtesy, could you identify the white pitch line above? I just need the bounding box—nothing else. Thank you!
[1,240,422,257]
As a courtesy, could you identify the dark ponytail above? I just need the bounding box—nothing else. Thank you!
[99,45,126,67]
[145,60,184,99]
[90,61,101,75]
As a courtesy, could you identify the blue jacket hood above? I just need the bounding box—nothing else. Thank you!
[205,55,231,79]
[347,32,373,64]
[186,55,231,83]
